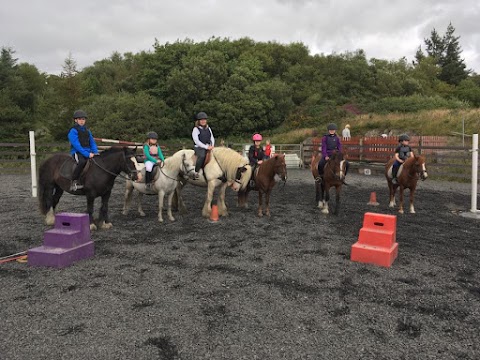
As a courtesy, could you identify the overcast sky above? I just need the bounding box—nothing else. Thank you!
[1,0,479,75]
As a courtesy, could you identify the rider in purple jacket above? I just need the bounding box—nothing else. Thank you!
[317,123,349,178]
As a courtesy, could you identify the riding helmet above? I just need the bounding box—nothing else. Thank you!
[73,110,88,119]
[252,133,263,141]
[399,134,410,142]
[196,112,208,120]
[147,131,158,139]
[327,123,338,131]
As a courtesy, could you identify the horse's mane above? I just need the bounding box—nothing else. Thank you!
[212,147,251,188]
[404,155,425,168]
[163,149,194,172]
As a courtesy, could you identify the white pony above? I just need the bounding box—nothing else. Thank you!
[176,147,252,218]
[122,149,196,222]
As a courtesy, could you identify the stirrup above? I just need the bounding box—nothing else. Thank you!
[70,181,83,191]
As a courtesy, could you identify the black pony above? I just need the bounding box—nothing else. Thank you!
[38,147,138,230]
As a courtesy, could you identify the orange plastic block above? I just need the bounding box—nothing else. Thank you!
[351,212,398,267]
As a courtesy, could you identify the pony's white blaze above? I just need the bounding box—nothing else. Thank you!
[422,163,428,178]
[339,160,345,178]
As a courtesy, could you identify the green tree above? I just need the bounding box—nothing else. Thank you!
[419,23,469,85]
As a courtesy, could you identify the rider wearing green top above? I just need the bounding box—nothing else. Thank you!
[143,131,165,190]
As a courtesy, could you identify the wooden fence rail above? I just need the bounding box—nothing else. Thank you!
[0,137,478,182]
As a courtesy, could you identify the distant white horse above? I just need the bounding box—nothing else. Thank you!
[176,147,252,218]
[122,149,196,222]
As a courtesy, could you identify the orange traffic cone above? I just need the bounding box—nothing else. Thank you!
[209,205,220,222]
[367,192,379,206]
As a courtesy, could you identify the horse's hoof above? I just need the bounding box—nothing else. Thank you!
[258,212,263,217]
[102,222,113,229]
[158,218,164,223]
[169,217,175,222]
[121,210,128,216]
[139,211,146,217]
[90,223,98,231]
[398,210,404,214]
[265,211,271,217]
[321,208,329,214]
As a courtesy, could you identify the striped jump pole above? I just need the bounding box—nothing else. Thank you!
[94,138,143,146]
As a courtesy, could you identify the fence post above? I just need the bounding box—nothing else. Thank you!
[418,136,423,155]
[29,131,37,198]
[471,134,479,213]
[359,138,364,161]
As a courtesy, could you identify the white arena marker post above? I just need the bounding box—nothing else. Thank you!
[471,134,479,214]
[29,131,37,198]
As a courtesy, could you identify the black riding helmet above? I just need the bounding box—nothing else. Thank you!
[327,123,338,131]
[399,134,410,142]
[73,110,88,119]
[196,112,208,120]
[147,131,158,139]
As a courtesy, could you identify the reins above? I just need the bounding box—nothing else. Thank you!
[91,152,135,181]
[159,153,194,182]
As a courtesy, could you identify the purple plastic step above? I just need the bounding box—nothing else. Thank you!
[28,242,94,269]
[43,229,86,248]
[28,212,94,268]
[54,212,90,233]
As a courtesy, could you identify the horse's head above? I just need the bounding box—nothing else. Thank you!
[326,152,346,182]
[180,151,196,179]
[231,164,252,192]
[273,154,287,182]
[415,155,428,181]
[123,147,141,182]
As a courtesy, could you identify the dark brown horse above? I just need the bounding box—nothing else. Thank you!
[385,155,428,214]
[311,152,346,215]
[237,154,287,217]
[38,147,139,230]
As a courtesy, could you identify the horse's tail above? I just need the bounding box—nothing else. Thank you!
[38,158,53,215]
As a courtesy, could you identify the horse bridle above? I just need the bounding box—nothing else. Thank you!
[91,151,138,181]
[408,161,428,181]
[325,157,344,181]
[210,150,248,185]
[160,153,195,181]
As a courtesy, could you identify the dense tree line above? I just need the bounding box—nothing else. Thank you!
[1,24,479,142]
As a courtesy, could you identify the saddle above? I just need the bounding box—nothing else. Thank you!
[387,163,404,179]
[196,150,212,170]
[137,165,159,183]
[59,157,92,181]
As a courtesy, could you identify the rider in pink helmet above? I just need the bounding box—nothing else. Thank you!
[252,133,262,141]
[248,133,267,188]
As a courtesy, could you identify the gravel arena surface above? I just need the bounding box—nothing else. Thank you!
[1,170,479,360]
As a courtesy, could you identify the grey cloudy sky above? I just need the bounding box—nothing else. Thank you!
[1,0,479,75]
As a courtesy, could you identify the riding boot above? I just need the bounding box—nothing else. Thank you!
[392,167,398,184]
[145,170,153,190]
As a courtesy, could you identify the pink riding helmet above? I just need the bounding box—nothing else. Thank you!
[252,133,263,141]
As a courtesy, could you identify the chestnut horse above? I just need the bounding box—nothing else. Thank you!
[311,152,347,215]
[237,154,287,217]
[385,155,428,214]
